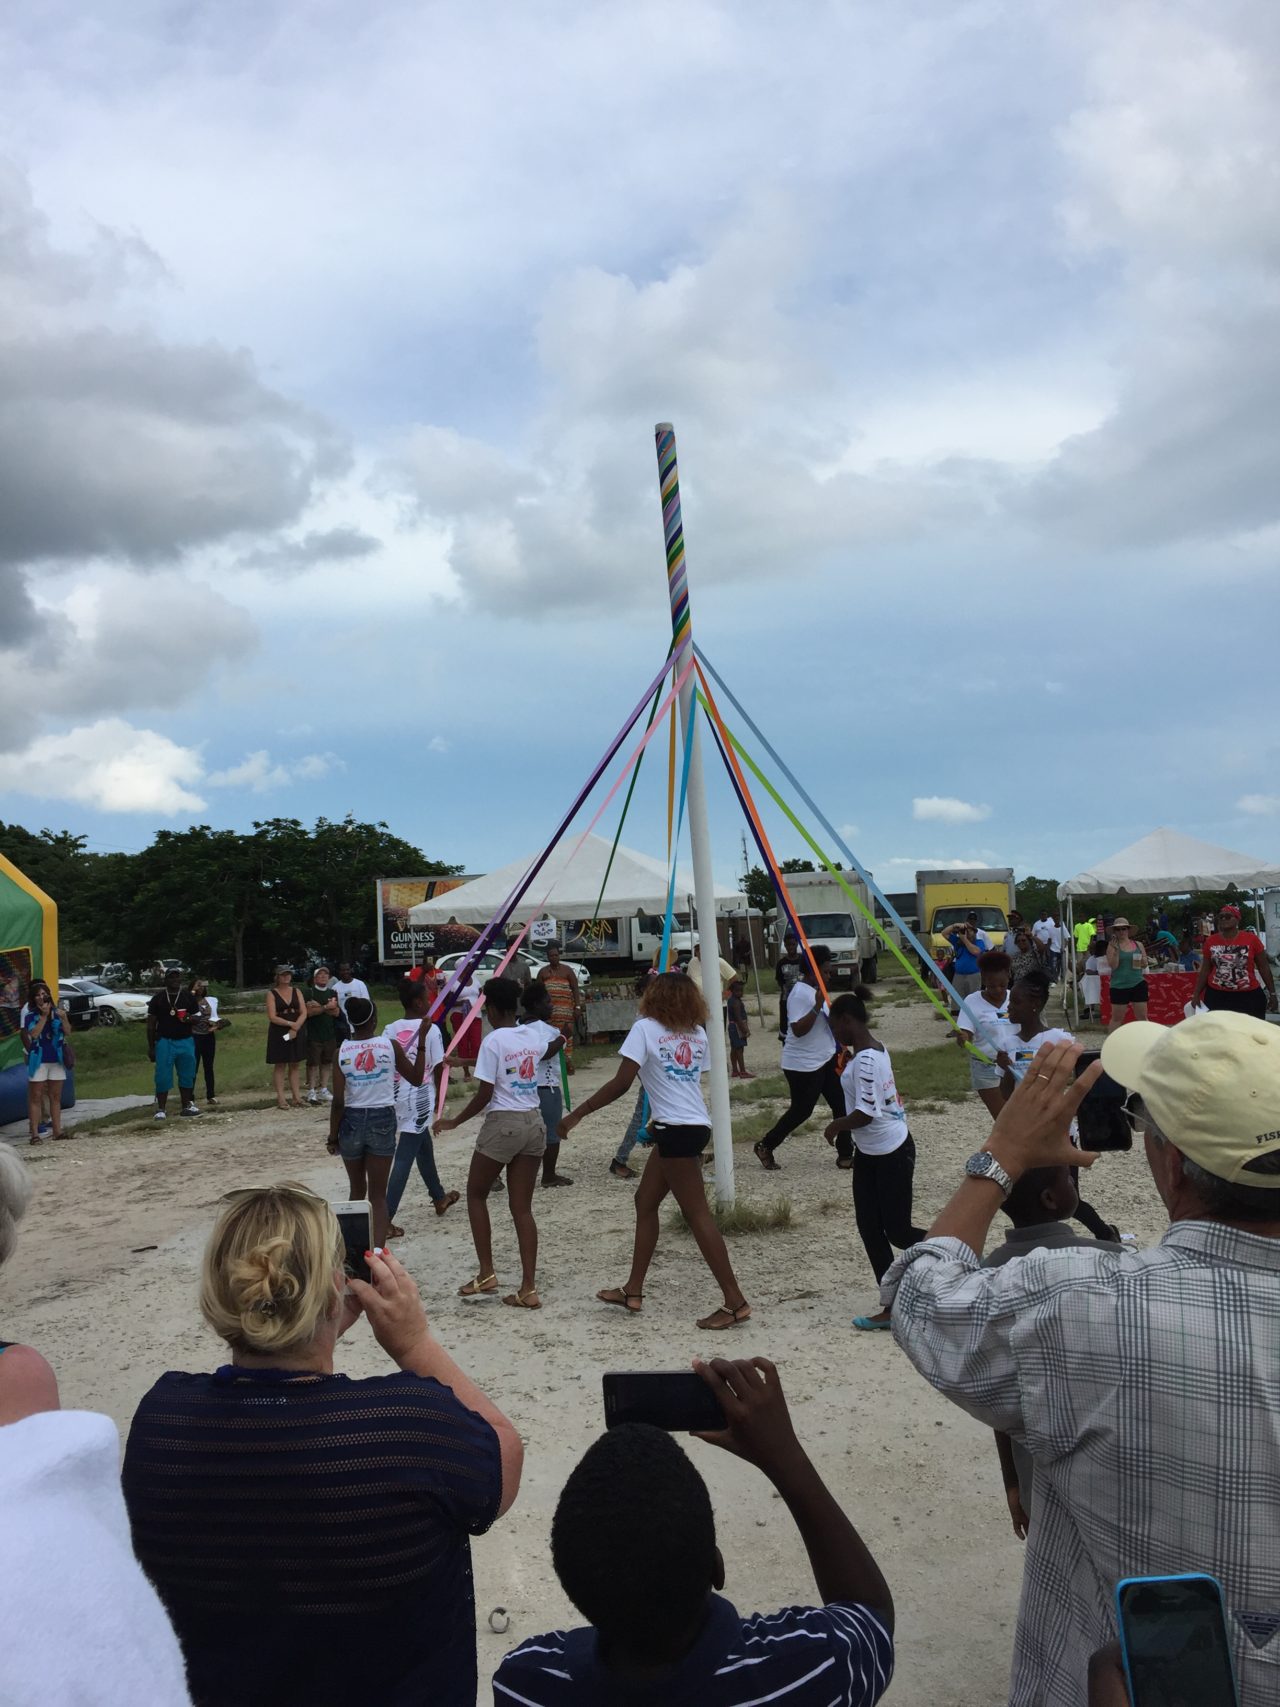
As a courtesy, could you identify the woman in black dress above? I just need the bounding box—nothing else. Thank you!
[266,965,307,1108]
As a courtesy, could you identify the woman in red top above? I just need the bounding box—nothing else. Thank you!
[1191,905,1278,1020]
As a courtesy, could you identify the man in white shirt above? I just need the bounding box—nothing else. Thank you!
[331,960,370,1044]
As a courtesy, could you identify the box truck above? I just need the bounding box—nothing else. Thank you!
[767,870,879,985]
[915,868,1016,954]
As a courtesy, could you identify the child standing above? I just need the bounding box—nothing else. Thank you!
[824,986,927,1330]
[726,978,753,1079]
[436,977,562,1308]
[383,975,459,1236]
[327,996,433,1248]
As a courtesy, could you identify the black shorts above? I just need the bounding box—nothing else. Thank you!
[650,1121,711,1159]
[1111,980,1149,1008]
[1204,986,1268,1020]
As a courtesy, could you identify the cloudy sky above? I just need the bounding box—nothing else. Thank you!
[2,0,1278,895]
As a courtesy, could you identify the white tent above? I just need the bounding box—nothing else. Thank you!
[408,832,742,926]
[1058,827,1280,1022]
[1058,827,1280,898]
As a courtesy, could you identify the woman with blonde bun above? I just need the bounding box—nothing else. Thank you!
[122,1183,523,1707]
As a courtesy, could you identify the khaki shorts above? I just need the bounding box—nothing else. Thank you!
[476,1108,546,1163]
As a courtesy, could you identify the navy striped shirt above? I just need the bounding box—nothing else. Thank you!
[494,1593,893,1707]
[123,1366,502,1707]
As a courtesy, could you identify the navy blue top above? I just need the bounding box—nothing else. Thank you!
[123,1366,502,1707]
[495,1593,894,1707]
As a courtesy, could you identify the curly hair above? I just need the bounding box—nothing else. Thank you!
[638,970,708,1032]
[200,1183,345,1356]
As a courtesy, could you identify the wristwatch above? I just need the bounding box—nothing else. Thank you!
[964,1151,1014,1198]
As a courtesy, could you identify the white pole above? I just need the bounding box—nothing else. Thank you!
[655,424,735,1206]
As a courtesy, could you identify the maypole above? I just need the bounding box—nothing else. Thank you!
[654,424,735,1205]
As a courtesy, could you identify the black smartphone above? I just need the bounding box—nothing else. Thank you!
[333,1200,373,1284]
[602,1371,726,1433]
[1116,1574,1239,1705]
[1075,1050,1133,1152]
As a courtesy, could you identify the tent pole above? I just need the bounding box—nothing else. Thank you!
[746,912,766,1021]
[655,424,735,1207]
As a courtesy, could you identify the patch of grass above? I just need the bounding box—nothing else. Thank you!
[892,1043,971,1104]
[666,1195,794,1235]
[730,1072,788,1104]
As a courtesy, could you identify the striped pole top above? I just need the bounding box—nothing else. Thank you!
[655,423,691,647]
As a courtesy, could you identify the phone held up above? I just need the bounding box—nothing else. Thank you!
[1115,1573,1239,1707]
[332,1200,373,1285]
[603,1371,726,1435]
[1074,1050,1133,1153]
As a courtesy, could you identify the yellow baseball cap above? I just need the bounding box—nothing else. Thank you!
[1101,1012,1280,1187]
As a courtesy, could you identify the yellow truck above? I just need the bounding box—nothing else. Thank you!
[915,868,1016,956]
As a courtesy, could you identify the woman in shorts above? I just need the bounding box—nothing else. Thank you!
[21,981,70,1144]
[558,971,751,1331]
[954,949,1012,1121]
[436,977,564,1309]
[327,996,433,1247]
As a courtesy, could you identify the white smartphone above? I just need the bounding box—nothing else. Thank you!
[332,1200,373,1284]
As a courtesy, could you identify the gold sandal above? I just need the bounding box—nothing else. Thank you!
[503,1288,542,1309]
[458,1273,498,1298]
[597,1286,643,1314]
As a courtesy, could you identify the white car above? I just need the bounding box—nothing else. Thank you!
[60,978,151,1027]
[434,947,591,991]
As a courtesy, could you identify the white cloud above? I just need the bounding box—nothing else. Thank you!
[1238,793,1280,816]
[879,856,991,869]
[207,749,342,792]
[428,735,449,754]
[837,823,861,842]
[1044,680,1065,695]
[0,719,206,813]
[912,796,992,824]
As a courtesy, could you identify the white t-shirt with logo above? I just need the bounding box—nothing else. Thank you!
[957,991,1010,1057]
[1000,1025,1076,1085]
[383,1017,445,1132]
[337,1035,396,1107]
[332,977,370,1016]
[476,1023,545,1112]
[780,983,836,1072]
[840,1046,909,1156]
[1032,921,1053,947]
[523,1018,563,1088]
[619,1018,710,1126]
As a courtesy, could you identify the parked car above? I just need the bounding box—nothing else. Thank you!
[55,983,96,1031]
[70,962,134,988]
[142,958,190,985]
[60,978,151,1028]
[434,947,592,991]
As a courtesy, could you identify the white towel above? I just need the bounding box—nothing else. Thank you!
[0,1409,192,1705]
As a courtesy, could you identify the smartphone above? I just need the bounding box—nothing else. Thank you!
[1075,1050,1133,1152]
[1116,1574,1239,1706]
[332,1200,373,1284]
[602,1371,726,1434]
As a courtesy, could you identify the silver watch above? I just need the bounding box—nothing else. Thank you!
[965,1151,1014,1198]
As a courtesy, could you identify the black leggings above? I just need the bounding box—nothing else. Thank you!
[1204,987,1268,1020]
[853,1135,927,1281]
[193,1033,216,1100]
[763,1058,851,1160]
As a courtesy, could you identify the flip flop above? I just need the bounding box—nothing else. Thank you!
[434,1191,460,1216]
[852,1315,893,1331]
[597,1286,643,1314]
[386,1223,405,1239]
[697,1302,751,1331]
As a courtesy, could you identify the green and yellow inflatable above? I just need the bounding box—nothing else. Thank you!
[0,851,73,1126]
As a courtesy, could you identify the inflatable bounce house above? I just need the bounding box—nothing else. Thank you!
[0,851,74,1127]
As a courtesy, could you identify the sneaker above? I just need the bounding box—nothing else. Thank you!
[37,1121,51,1136]
[180,1105,202,1118]
[206,1097,218,1107]
[320,1088,333,1103]
[153,1110,167,1122]
[307,1090,318,1106]
[738,1070,755,1080]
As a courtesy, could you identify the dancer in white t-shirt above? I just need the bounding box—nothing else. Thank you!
[436,976,565,1309]
[824,987,927,1330]
[559,972,750,1331]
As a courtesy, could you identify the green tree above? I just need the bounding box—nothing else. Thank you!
[743,865,776,914]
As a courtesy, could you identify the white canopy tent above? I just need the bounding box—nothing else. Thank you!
[408,832,742,927]
[1057,827,1280,1021]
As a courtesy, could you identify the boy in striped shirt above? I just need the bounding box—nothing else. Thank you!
[494,1356,893,1707]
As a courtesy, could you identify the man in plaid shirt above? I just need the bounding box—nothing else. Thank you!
[883,1014,1280,1706]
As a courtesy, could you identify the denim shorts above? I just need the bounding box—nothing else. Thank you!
[970,1057,1003,1091]
[338,1105,397,1160]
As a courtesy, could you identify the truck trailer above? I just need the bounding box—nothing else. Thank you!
[767,870,879,985]
[915,868,1016,954]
